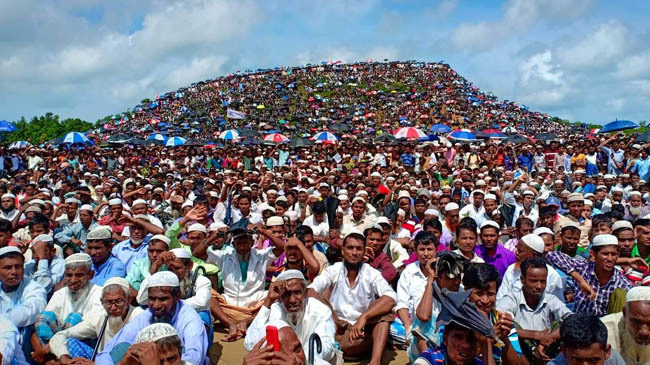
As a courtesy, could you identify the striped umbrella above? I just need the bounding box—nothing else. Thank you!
[165,137,186,147]
[393,127,426,140]
[146,133,168,145]
[62,132,92,144]
[219,129,240,140]
[312,131,340,143]
[449,129,476,141]
[8,141,31,149]
[263,133,290,143]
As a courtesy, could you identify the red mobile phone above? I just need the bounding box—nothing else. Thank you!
[266,325,281,352]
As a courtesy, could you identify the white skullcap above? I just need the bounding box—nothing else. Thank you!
[356,190,369,196]
[80,204,94,212]
[266,216,285,226]
[338,194,349,201]
[170,248,191,260]
[267,189,278,195]
[592,234,618,247]
[471,189,484,196]
[242,186,252,192]
[64,253,92,266]
[108,198,122,206]
[137,271,180,305]
[629,191,642,197]
[87,226,113,240]
[343,227,364,240]
[396,208,406,217]
[32,234,53,244]
[480,220,500,231]
[103,277,130,293]
[397,190,411,200]
[25,206,42,214]
[1,193,16,200]
[285,211,298,221]
[352,196,366,204]
[208,222,228,232]
[612,220,633,232]
[0,246,22,258]
[584,199,593,207]
[132,199,147,207]
[534,227,553,236]
[567,193,584,203]
[522,190,536,197]
[150,234,171,247]
[626,286,650,303]
[136,323,178,344]
[521,233,545,254]
[424,209,437,215]
[444,203,459,212]
[181,200,194,209]
[484,194,497,201]
[31,199,45,206]
[208,191,219,198]
[376,216,391,225]
[275,269,305,282]
[65,198,81,205]
[187,223,207,234]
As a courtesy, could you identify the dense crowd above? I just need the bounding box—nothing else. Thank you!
[1,61,650,365]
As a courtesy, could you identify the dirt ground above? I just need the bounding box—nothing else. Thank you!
[209,328,410,364]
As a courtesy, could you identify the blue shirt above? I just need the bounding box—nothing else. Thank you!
[112,234,151,272]
[90,255,126,286]
[632,157,650,181]
[54,221,100,248]
[24,257,65,294]
[401,153,415,167]
[96,301,208,365]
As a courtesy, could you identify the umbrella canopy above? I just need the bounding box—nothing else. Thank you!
[219,129,240,140]
[502,126,518,133]
[289,137,314,148]
[432,281,494,338]
[488,132,507,139]
[535,132,558,141]
[241,137,262,146]
[419,134,440,142]
[0,120,17,132]
[8,141,31,149]
[263,133,290,144]
[329,123,351,132]
[239,129,260,137]
[165,137,186,147]
[147,133,168,142]
[636,132,650,143]
[312,131,340,143]
[473,130,489,139]
[126,137,146,146]
[481,128,502,134]
[599,120,638,133]
[106,134,131,144]
[504,134,531,144]
[393,127,426,140]
[430,124,452,133]
[62,132,92,144]
[184,138,204,146]
[449,129,476,141]
[375,134,397,143]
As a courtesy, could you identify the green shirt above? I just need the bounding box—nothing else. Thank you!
[126,257,158,290]
[631,244,650,266]
[166,221,220,275]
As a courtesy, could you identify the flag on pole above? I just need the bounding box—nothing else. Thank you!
[227,108,246,119]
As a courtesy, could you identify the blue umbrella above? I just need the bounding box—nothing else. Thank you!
[430,124,451,133]
[449,129,476,142]
[8,141,31,149]
[419,134,440,142]
[62,132,92,144]
[147,133,168,143]
[599,120,638,133]
[165,137,186,147]
[488,132,507,139]
[0,120,17,132]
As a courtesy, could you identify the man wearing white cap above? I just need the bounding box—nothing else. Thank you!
[459,189,485,226]
[85,226,126,286]
[22,234,64,295]
[49,277,144,361]
[121,199,164,238]
[245,270,336,363]
[546,234,633,316]
[55,204,100,255]
[497,234,565,302]
[97,271,208,365]
[53,197,81,229]
[1,193,19,222]
[440,202,460,247]
[30,253,102,361]
[624,191,650,223]
[601,286,650,364]
[97,198,128,239]
[161,248,212,313]
[555,192,592,248]
[342,196,375,232]
[114,323,184,365]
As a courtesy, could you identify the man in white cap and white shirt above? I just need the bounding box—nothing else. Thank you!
[601,286,650,364]
[23,234,65,294]
[342,196,375,232]
[497,234,565,302]
[1,193,20,222]
[126,234,172,293]
[459,189,485,226]
[49,277,144,361]
[245,269,337,363]
[55,204,100,255]
[97,271,208,365]
[121,199,164,238]
[440,202,460,247]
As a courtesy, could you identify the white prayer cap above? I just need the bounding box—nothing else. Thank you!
[484,194,497,201]
[343,227,364,240]
[629,191,642,197]
[103,277,130,293]
[534,227,553,236]
[87,226,113,240]
[80,204,94,212]
[480,220,500,231]
[376,216,391,226]
[65,198,81,205]
[31,199,45,206]
[424,209,437,215]
[187,223,207,234]
[266,216,284,226]
[275,269,305,282]
[242,186,252,192]
[338,194,349,201]
[520,233,545,254]
[471,189,484,197]
[351,196,366,204]
[592,234,618,247]
[137,271,180,305]
[522,190,536,197]
[445,203,459,212]
[267,189,278,195]
[612,220,633,232]
[136,323,178,344]
[181,200,194,209]
[208,222,228,232]
[397,190,411,200]
[108,198,122,206]
[567,193,584,203]
[132,199,148,207]
[356,190,369,196]
[64,253,92,266]
[32,234,53,244]
[25,206,42,214]
[170,248,191,260]
[0,246,22,258]
[1,193,15,199]
[584,199,593,207]
[396,208,406,217]
[208,191,219,198]
[626,286,650,303]
[150,234,171,247]
[285,211,298,222]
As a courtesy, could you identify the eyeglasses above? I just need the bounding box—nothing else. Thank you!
[102,298,126,308]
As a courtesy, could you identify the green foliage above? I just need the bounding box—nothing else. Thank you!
[2,113,94,144]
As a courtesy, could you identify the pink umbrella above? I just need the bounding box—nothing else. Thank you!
[393,127,426,140]
[263,133,290,143]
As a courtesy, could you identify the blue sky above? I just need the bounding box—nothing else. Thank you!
[1,0,649,124]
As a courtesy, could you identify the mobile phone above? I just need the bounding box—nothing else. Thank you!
[266,325,281,351]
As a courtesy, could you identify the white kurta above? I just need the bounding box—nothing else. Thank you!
[496,263,564,303]
[244,298,337,363]
[182,275,212,312]
[0,315,28,365]
[45,284,103,320]
[0,278,47,328]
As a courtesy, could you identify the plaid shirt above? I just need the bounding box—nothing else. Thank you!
[546,251,632,316]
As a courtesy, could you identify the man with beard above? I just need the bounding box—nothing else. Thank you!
[30,253,102,362]
[49,277,144,362]
[112,214,163,272]
[244,319,308,365]
[600,286,650,364]
[1,193,19,222]
[244,270,336,363]
[97,271,208,365]
[307,229,396,365]
[55,204,100,255]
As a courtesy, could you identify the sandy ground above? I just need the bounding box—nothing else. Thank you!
[209,328,410,364]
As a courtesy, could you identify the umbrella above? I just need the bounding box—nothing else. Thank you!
[430,124,451,133]
[165,137,186,147]
[329,123,351,132]
[501,126,518,133]
[0,120,17,132]
[504,134,530,144]
[62,132,92,144]
[393,127,426,140]
[449,129,476,142]
[599,120,638,133]
[312,131,340,143]
[8,141,31,149]
[432,281,494,338]
[481,128,502,134]
[488,132,507,139]
[241,137,262,146]
[636,132,650,143]
[106,134,131,144]
[419,134,440,142]
[239,129,260,137]
[375,134,396,143]
[219,129,240,140]
[126,138,145,146]
[473,130,489,139]
[146,133,168,144]
[289,137,314,148]
[535,132,558,141]
[184,138,205,146]
[263,133,290,144]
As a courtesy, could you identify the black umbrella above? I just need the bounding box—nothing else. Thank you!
[374,134,396,143]
[107,134,131,144]
[241,137,262,146]
[184,138,205,146]
[636,132,650,143]
[144,139,165,146]
[535,132,558,141]
[504,134,530,144]
[432,281,495,339]
[127,137,145,146]
[239,129,260,137]
[289,137,314,148]
[329,123,351,132]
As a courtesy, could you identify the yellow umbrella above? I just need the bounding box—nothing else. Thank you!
[256,104,265,109]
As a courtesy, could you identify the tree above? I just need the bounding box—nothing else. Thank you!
[2,113,94,144]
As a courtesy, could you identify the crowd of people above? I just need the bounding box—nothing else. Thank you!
[1,61,650,365]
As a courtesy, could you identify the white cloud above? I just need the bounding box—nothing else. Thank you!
[295,46,400,65]
[557,21,628,69]
[164,56,229,90]
[614,50,650,80]
[517,50,571,106]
